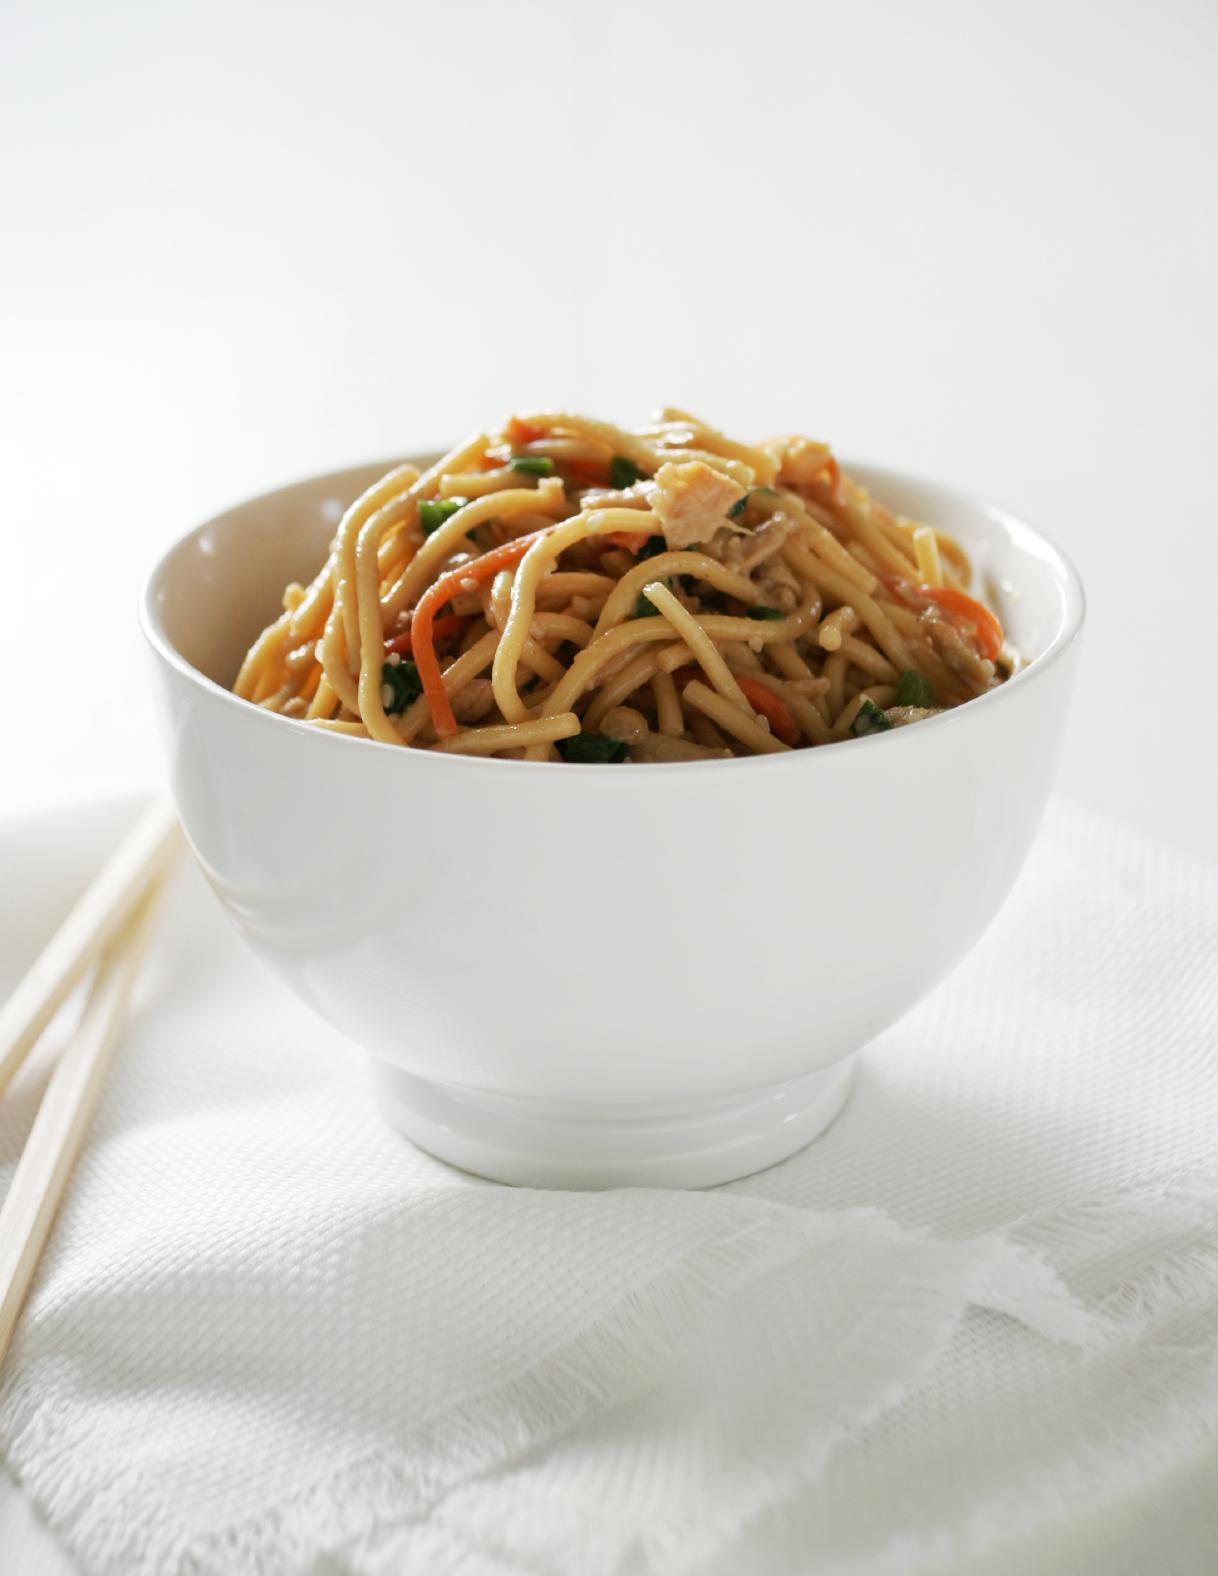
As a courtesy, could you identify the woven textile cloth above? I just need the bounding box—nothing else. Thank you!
[0,799,1214,1575]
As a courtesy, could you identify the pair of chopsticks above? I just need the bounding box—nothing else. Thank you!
[0,801,182,1366]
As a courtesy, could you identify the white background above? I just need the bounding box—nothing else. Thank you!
[2,2,1217,1571]
[3,0,1217,857]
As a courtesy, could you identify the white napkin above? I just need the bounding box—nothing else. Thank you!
[0,800,1215,1576]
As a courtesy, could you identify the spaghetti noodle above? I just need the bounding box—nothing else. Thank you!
[234,409,1014,761]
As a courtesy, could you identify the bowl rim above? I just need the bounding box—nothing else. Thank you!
[139,452,1086,779]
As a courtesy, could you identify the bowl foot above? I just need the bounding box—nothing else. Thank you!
[369,1057,856,1189]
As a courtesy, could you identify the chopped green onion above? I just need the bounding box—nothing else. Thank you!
[633,584,664,618]
[851,697,893,737]
[509,455,554,476]
[381,659,423,715]
[558,732,628,764]
[609,455,644,489]
[418,497,466,536]
[746,605,785,621]
[896,669,935,707]
[638,534,667,559]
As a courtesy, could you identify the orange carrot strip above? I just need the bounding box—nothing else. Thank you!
[735,674,801,746]
[921,587,1004,663]
[878,577,1004,663]
[413,528,554,738]
[385,614,468,659]
[568,456,611,486]
[603,529,653,551]
[507,417,546,446]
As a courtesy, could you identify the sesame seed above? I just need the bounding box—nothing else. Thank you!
[386,651,401,666]
[460,576,478,592]
[756,715,772,733]
[749,636,764,653]
[380,683,394,709]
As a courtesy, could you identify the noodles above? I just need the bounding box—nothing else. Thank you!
[683,681,790,755]
[234,409,1012,761]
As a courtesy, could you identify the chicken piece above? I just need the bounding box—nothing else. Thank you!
[599,706,651,746]
[601,709,731,762]
[885,705,942,728]
[630,734,733,762]
[600,705,732,761]
[755,551,802,612]
[650,460,745,551]
[761,434,836,494]
[450,679,497,725]
[715,512,799,575]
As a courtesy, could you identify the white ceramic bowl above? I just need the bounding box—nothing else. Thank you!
[141,456,1084,1188]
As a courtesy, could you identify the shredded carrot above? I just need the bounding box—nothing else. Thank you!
[735,674,801,746]
[568,456,611,486]
[507,417,546,446]
[385,614,468,659]
[672,665,799,745]
[412,528,554,737]
[480,451,508,471]
[879,577,1004,664]
[921,587,1004,663]
[603,528,652,551]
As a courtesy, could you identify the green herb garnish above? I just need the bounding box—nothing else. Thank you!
[559,732,628,764]
[609,455,644,489]
[747,605,785,621]
[509,455,554,476]
[728,486,777,521]
[638,534,667,560]
[851,697,893,737]
[632,583,665,618]
[381,659,423,714]
[418,497,466,536]
[895,670,935,708]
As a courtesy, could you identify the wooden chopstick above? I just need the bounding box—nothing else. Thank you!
[0,800,180,1100]
[0,885,163,1366]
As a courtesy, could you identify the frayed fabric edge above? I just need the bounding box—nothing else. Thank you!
[166,1212,1090,1576]
[3,1188,1134,1576]
[828,1165,1218,1576]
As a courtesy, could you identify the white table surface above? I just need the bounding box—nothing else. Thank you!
[2,0,1217,1570]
